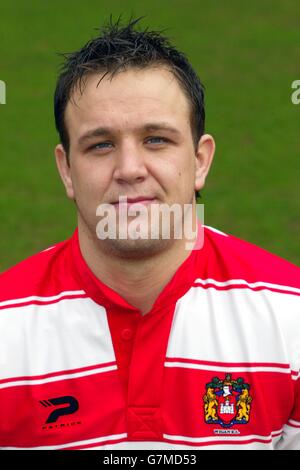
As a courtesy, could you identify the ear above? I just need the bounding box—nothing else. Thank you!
[194,134,215,192]
[55,144,75,200]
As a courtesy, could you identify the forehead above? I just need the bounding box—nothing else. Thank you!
[65,66,191,137]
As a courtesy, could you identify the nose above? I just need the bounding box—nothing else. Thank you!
[113,140,148,185]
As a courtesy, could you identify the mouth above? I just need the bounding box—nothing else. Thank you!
[112,196,158,207]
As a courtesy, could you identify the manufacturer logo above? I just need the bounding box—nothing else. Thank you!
[203,374,252,428]
[39,396,80,430]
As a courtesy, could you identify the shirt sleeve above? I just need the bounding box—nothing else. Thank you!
[276,373,300,450]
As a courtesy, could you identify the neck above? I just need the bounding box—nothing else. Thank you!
[78,224,197,315]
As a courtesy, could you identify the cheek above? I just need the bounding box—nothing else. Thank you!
[72,161,111,192]
[70,171,105,214]
[151,155,194,192]
[177,158,196,184]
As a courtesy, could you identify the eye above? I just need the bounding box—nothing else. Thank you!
[90,142,113,150]
[146,136,169,145]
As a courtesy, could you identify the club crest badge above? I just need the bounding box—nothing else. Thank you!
[203,373,252,428]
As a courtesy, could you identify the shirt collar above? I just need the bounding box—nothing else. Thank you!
[71,222,208,315]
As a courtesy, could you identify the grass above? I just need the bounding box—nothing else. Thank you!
[1,0,300,271]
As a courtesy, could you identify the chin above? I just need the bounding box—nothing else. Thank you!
[100,237,173,260]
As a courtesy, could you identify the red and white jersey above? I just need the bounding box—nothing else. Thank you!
[0,225,300,450]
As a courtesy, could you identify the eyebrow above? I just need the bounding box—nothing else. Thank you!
[78,122,181,145]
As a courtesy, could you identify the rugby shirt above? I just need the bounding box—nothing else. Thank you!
[0,225,300,450]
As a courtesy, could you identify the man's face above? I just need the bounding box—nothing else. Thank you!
[55,66,214,258]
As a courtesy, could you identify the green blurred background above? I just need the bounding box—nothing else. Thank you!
[0,0,299,271]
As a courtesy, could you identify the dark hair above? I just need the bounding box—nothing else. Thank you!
[54,15,205,199]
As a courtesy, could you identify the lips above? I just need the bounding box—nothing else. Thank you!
[112,196,157,205]
[126,197,155,203]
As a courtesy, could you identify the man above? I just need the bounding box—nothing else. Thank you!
[0,16,300,450]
